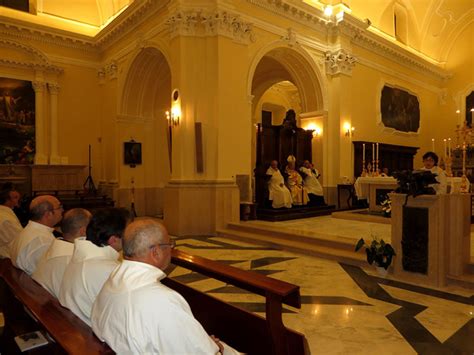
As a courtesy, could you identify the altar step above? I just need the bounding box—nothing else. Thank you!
[256,204,336,222]
[216,222,366,266]
[446,273,474,290]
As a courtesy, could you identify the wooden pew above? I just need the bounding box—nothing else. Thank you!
[0,251,306,355]
[0,259,112,355]
[167,249,307,355]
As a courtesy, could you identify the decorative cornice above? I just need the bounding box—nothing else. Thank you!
[32,81,46,92]
[166,10,255,44]
[325,49,357,76]
[0,38,63,74]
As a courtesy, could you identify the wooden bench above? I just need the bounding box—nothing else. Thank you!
[0,250,306,355]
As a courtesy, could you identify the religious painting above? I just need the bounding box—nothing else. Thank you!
[0,77,35,164]
[124,141,142,166]
[380,85,420,133]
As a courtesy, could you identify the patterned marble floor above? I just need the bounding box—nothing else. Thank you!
[168,234,474,354]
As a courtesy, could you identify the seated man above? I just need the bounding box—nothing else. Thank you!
[0,182,22,258]
[266,160,292,208]
[91,218,239,355]
[285,156,309,206]
[32,208,92,298]
[299,160,325,205]
[9,195,63,275]
[59,207,130,326]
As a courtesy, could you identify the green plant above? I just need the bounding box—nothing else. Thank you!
[355,236,396,269]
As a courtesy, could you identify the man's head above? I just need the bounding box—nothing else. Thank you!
[61,208,92,242]
[123,218,173,271]
[270,160,278,169]
[86,208,131,251]
[0,182,21,209]
[30,195,63,227]
[422,151,438,169]
[303,160,311,169]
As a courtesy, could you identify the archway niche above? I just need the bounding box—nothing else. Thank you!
[118,47,171,217]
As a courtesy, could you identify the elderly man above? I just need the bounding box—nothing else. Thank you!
[59,207,130,326]
[91,218,239,354]
[299,160,325,205]
[266,160,292,208]
[9,195,63,275]
[32,208,92,298]
[0,182,22,258]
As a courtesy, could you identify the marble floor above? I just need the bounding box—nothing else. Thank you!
[169,221,474,354]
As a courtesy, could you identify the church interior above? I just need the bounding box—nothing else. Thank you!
[0,0,473,353]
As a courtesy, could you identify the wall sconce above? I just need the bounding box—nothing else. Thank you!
[166,89,181,126]
[323,5,333,17]
[305,123,322,138]
[343,122,355,137]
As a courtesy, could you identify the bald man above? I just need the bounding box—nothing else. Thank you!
[9,195,63,275]
[32,208,92,298]
[91,218,240,355]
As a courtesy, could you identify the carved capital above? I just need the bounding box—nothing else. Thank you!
[167,10,255,44]
[48,83,60,95]
[324,49,357,76]
[282,28,298,47]
[32,81,46,93]
[98,60,118,81]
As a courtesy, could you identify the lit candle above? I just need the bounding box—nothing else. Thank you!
[362,143,366,161]
[431,138,435,152]
[448,138,451,158]
[376,143,379,161]
[372,143,375,162]
[443,139,447,159]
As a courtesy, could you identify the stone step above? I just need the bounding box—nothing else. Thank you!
[216,227,366,266]
[446,273,474,289]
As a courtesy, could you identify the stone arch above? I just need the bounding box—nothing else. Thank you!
[247,41,326,115]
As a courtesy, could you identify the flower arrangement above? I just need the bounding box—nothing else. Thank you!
[355,235,396,270]
[380,197,391,217]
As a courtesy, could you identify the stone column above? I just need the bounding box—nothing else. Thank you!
[48,83,61,164]
[32,81,47,164]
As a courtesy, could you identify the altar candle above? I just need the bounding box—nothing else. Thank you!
[372,143,375,162]
[431,138,435,152]
[376,143,379,161]
[443,139,447,159]
[362,143,366,161]
[448,138,451,158]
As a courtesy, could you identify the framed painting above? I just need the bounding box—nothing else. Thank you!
[124,141,142,167]
[0,77,35,164]
[380,85,420,133]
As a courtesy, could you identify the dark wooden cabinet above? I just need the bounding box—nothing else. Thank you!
[352,141,419,177]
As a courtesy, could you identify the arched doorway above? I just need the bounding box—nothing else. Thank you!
[118,47,171,216]
[249,45,325,204]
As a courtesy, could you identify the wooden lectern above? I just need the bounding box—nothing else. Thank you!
[390,193,470,287]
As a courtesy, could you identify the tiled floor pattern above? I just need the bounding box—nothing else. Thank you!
[169,235,474,354]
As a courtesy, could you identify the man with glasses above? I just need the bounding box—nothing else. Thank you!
[91,218,240,355]
[9,195,63,275]
[421,151,447,194]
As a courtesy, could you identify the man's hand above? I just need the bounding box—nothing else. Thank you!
[211,335,224,354]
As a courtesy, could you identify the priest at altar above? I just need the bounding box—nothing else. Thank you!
[266,160,292,209]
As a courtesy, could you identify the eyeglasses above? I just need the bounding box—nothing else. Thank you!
[150,239,176,250]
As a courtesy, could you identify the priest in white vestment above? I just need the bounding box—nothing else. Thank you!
[0,183,22,258]
[32,208,91,298]
[421,151,447,194]
[299,160,325,205]
[9,195,63,275]
[92,218,240,355]
[266,160,292,208]
[58,208,130,326]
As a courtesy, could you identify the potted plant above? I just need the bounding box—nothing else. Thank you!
[355,236,396,275]
[380,197,391,217]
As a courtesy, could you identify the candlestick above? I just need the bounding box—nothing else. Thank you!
[448,138,451,158]
[362,143,365,161]
[443,139,447,159]
[376,143,379,161]
[431,138,435,152]
[372,143,375,162]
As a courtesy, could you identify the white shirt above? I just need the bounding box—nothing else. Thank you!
[92,260,235,355]
[266,167,292,208]
[32,238,76,298]
[59,239,119,326]
[0,205,22,258]
[9,220,55,275]
[299,166,323,196]
[422,166,447,194]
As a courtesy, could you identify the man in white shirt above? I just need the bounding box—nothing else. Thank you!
[58,208,130,326]
[421,151,447,194]
[91,218,240,355]
[9,195,63,275]
[299,160,325,205]
[32,208,92,298]
[0,182,22,258]
[266,160,292,208]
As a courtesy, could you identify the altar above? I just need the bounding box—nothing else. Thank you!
[354,176,398,212]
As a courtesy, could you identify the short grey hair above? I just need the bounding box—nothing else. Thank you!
[123,218,166,258]
[30,196,55,221]
[61,208,92,237]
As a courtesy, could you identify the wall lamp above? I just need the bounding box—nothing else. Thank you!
[166,89,181,126]
[343,122,355,137]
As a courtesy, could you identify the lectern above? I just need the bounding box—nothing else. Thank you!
[390,193,470,287]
